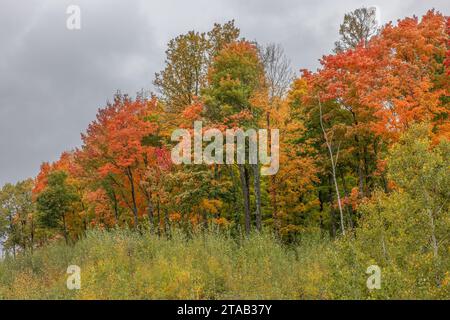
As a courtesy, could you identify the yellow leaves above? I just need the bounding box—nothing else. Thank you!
[443,272,450,287]
[185,214,197,226]
[212,217,230,227]
[287,77,308,107]
[279,224,304,236]
[4,271,39,299]
[200,199,223,215]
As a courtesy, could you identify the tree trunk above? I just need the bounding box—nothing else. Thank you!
[145,191,155,233]
[252,164,262,232]
[427,208,439,259]
[328,175,336,237]
[318,188,325,230]
[30,215,34,254]
[332,169,345,236]
[270,176,279,234]
[238,164,251,236]
[21,219,26,250]
[127,167,139,229]
[62,213,68,244]
[8,214,16,257]
[423,189,439,260]
[164,208,170,237]
[350,111,365,198]
[363,145,370,191]
[319,97,345,236]
[112,190,119,225]
[227,165,241,223]
[157,197,161,237]
[340,169,353,229]
[266,111,279,234]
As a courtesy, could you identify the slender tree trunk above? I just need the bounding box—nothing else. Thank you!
[357,157,364,197]
[164,208,170,237]
[319,97,345,236]
[112,190,119,225]
[30,215,34,254]
[318,188,325,230]
[349,111,365,197]
[227,165,241,223]
[238,164,251,236]
[266,111,279,234]
[328,175,336,237]
[144,190,154,233]
[79,197,88,236]
[363,145,371,193]
[428,208,439,259]
[270,177,279,234]
[21,219,26,250]
[8,214,16,257]
[127,167,139,229]
[252,164,262,232]
[62,213,68,244]
[157,197,161,237]
[332,168,345,235]
[340,169,353,229]
[422,189,439,260]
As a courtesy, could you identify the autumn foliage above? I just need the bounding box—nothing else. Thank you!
[0,11,448,279]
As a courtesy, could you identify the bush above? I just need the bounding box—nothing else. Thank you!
[1,227,448,299]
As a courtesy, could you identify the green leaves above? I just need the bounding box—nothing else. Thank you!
[154,21,240,113]
[203,41,264,125]
[388,123,450,207]
[355,124,450,294]
[36,171,79,231]
[0,179,35,251]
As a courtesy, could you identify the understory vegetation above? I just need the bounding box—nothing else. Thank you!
[0,225,448,300]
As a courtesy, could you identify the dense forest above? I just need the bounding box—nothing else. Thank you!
[0,8,449,299]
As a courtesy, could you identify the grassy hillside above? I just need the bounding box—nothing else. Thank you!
[0,229,448,300]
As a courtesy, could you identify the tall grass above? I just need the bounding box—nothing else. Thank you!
[0,229,448,299]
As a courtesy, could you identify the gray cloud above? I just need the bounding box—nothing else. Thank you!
[0,0,448,185]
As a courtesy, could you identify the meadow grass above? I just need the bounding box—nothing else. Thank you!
[0,228,448,299]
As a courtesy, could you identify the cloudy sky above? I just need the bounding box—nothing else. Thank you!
[0,0,448,186]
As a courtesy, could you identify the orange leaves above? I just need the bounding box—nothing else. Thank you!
[212,217,230,227]
[85,189,116,227]
[105,101,157,168]
[200,199,223,215]
[342,187,361,211]
[23,13,449,243]
[78,96,166,179]
[33,162,51,196]
[61,95,173,229]
[33,152,77,196]
[445,17,450,76]
[224,110,254,128]
[169,212,182,222]
[98,163,117,178]
[369,10,448,136]
[182,100,203,122]
[304,10,448,141]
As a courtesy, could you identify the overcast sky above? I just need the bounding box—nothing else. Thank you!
[0,0,448,186]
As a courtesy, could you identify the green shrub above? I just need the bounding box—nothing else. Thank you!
[0,226,448,299]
